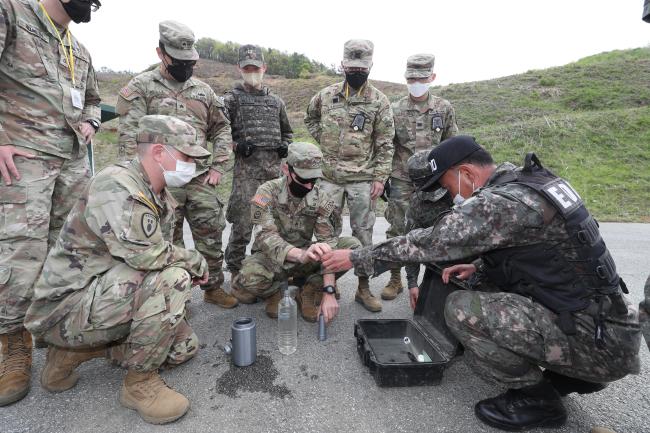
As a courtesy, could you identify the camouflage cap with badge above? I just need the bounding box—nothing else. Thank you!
[286,142,323,179]
[159,20,199,61]
[239,44,264,68]
[405,53,435,79]
[136,115,210,158]
[342,39,374,68]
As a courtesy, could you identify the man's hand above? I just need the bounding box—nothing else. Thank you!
[203,168,222,186]
[193,270,209,286]
[306,243,332,262]
[442,264,477,283]
[0,145,35,185]
[79,122,96,144]
[321,249,353,273]
[370,180,384,200]
[409,286,419,310]
[319,293,339,324]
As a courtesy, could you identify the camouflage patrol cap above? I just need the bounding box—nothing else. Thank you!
[342,39,374,69]
[408,149,435,187]
[405,53,435,79]
[239,44,264,68]
[159,20,199,61]
[136,115,210,158]
[286,142,323,179]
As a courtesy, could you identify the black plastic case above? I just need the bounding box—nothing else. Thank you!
[354,265,463,387]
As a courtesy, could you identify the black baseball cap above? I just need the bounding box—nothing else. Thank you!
[419,135,482,191]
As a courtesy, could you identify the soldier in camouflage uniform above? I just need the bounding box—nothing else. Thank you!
[24,115,209,424]
[403,150,453,309]
[223,44,293,284]
[0,0,101,406]
[231,142,362,323]
[305,39,394,312]
[382,54,458,301]
[323,136,641,431]
[116,21,237,309]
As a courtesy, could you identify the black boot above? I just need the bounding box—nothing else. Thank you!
[543,369,608,397]
[474,381,567,431]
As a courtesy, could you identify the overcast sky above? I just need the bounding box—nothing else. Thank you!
[73,0,649,86]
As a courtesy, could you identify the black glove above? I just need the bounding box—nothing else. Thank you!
[235,142,256,158]
[379,179,391,202]
[277,142,289,158]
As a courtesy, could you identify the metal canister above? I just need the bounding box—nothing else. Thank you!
[224,317,257,367]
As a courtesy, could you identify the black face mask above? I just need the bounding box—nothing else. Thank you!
[288,167,316,198]
[163,57,195,83]
[345,71,369,90]
[60,0,99,24]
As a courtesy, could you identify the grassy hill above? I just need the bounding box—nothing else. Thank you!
[94,47,650,221]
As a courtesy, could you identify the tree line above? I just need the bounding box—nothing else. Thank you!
[194,37,338,79]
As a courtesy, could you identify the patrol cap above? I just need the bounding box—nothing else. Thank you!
[286,142,323,179]
[420,135,483,191]
[405,53,435,79]
[407,149,435,187]
[342,39,374,69]
[136,115,210,159]
[239,44,264,68]
[159,20,199,61]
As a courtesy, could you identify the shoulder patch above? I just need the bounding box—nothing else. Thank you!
[141,213,158,238]
[119,85,140,101]
[252,194,272,208]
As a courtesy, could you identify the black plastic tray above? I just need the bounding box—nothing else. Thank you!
[354,265,463,387]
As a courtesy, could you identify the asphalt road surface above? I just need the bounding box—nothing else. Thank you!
[2,219,648,433]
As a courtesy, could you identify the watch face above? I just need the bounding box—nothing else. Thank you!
[323,285,335,294]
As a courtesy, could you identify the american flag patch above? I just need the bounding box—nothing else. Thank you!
[119,86,135,99]
[252,194,271,207]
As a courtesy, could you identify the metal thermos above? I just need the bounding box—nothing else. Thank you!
[223,317,256,367]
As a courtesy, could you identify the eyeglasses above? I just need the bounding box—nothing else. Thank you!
[289,166,317,185]
[78,0,102,12]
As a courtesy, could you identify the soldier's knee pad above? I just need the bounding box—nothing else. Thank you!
[337,236,362,250]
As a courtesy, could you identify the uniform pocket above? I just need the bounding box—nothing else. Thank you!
[0,185,28,239]
[11,20,49,79]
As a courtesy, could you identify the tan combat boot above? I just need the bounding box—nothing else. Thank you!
[0,328,32,406]
[120,369,189,424]
[296,282,320,322]
[381,268,404,300]
[41,345,106,392]
[264,290,283,319]
[591,428,618,433]
[230,273,257,304]
[203,286,239,309]
[355,277,382,312]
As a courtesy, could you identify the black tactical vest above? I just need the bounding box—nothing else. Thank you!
[229,87,283,148]
[480,154,627,339]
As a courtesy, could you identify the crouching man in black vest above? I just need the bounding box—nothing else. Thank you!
[321,135,641,431]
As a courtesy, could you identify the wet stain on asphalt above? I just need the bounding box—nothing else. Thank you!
[215,351,292,399]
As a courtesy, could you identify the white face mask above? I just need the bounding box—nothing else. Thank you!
[453,170,475,206]
[407,81,430,98]
[160,147,196,188]
[242,71,264,89]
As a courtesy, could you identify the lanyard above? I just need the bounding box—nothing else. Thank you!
[344,82,366,100]
[39,2,75,85]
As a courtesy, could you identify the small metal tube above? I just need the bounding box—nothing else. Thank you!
[318,314,327,341]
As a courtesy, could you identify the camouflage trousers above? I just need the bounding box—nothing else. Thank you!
[170,171,226,290]
[384,177,413,239]
[640,275,650,351]
[0,146,89,335]
[318,179,376,246]
[38,263,197,372]
[444,291,641,388]
[233,236,362,299]
[225,177,268,273]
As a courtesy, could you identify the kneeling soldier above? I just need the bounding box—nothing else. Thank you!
[231,142,363,323]
[24,115,209,424]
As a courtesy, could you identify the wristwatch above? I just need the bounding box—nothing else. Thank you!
[322,285,336,295]
[86,119,100,132]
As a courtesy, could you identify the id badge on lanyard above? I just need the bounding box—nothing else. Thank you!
[70,88,84,109]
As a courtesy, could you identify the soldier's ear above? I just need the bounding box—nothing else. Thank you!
[151,143,165,163]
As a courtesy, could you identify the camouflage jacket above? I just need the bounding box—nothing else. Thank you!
[25,159,207,334]
[223,82,293,180]
[0,0,101,158]
[116,67,231,175]
[404,189,452,288]
[250,177,340,267]
[391,93,458,180]
[304,81,395,183]
[351,162,640,335]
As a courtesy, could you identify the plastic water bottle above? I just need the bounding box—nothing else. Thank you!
[278,283,297,355]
